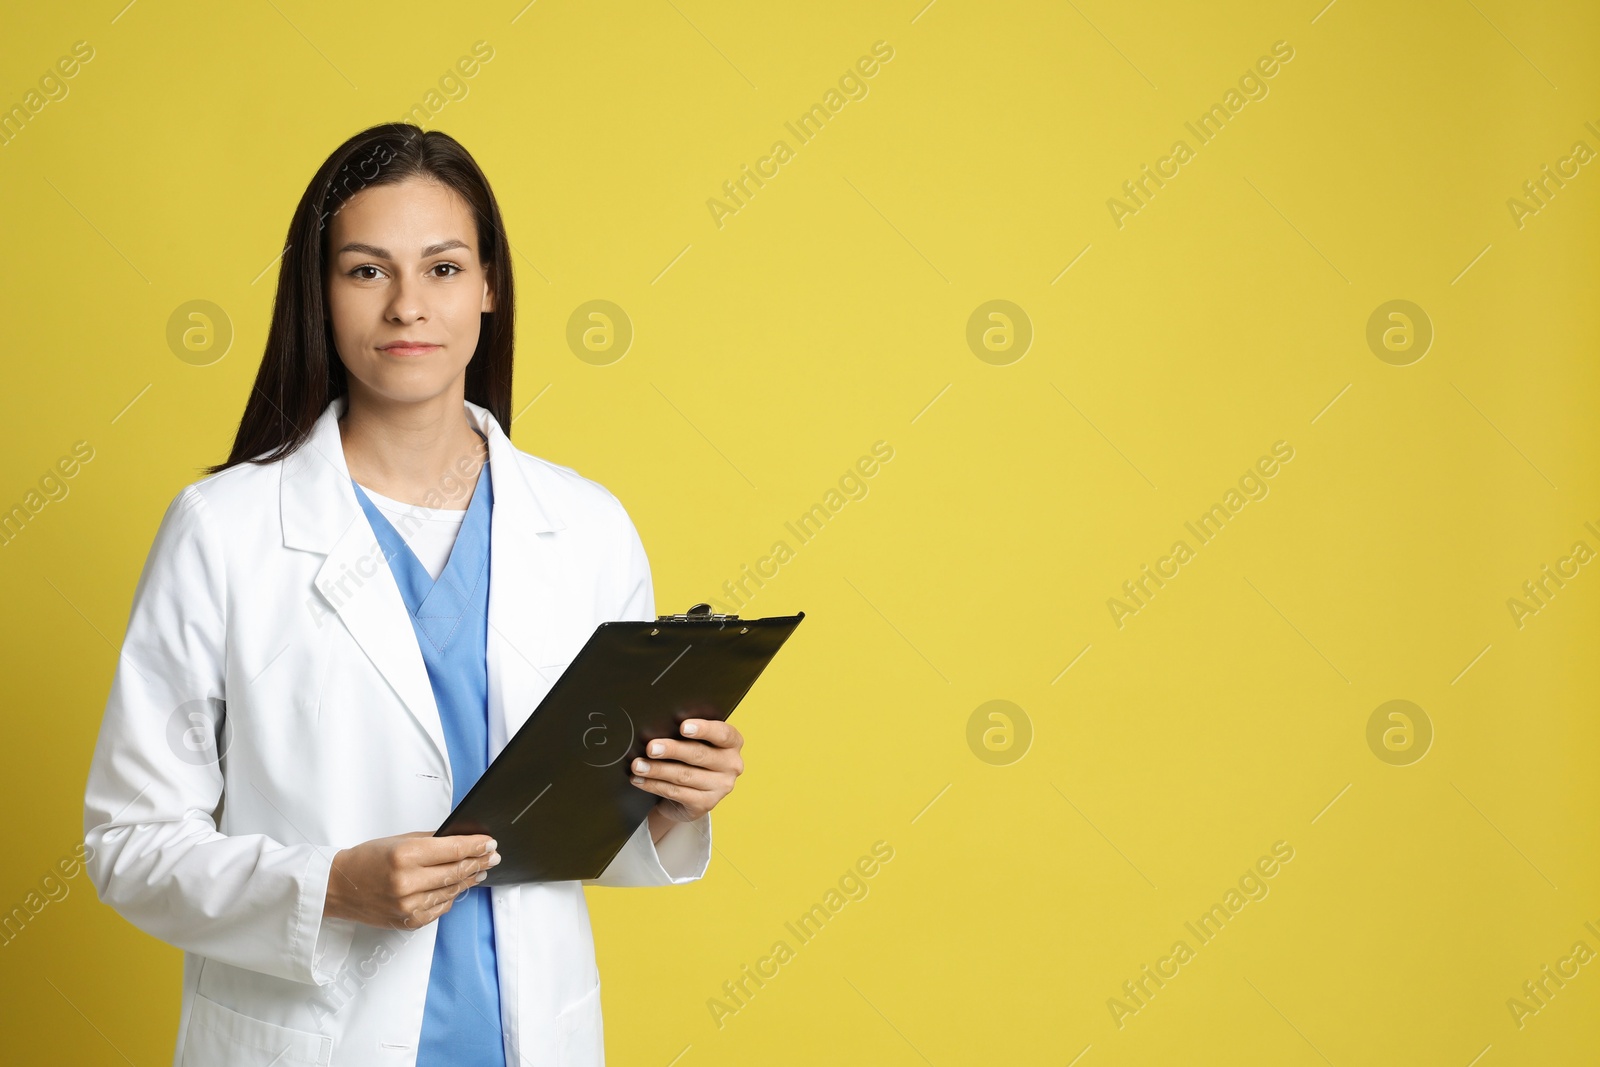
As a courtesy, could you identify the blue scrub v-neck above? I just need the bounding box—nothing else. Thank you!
[351,457,507,1067]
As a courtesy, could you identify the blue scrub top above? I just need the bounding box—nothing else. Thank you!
[352,453,507,1067]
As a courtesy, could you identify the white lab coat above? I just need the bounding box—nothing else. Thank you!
[83,395,711,1067]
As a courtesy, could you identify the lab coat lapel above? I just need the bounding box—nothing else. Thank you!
[474,401,567,761]
[279,396,570,777]
[281,397,451,774]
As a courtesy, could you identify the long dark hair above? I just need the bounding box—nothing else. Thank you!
[207,123,515,475]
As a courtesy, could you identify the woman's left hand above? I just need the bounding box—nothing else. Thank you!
[632,718,744,828]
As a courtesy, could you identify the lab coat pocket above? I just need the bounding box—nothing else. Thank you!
[554,983,604,1067]
[182,992,333,1067]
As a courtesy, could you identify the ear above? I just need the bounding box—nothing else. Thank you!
[481,266,495,313]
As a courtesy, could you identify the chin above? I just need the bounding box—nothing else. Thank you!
[352,369,466,407]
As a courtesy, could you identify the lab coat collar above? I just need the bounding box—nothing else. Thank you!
[278,393,567,780]
[281,393,563,551]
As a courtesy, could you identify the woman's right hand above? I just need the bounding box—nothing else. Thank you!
[324,831,500,929]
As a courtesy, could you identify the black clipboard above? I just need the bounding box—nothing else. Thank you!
[436,603,804,884]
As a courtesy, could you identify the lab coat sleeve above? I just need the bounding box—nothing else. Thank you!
[82,484,355,986]
[583,493,712,887]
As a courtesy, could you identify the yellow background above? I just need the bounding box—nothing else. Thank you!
[2,1,1597,1063]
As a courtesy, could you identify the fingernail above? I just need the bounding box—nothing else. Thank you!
[683,722,698,735]
[487,852,502,867]
[649,742,664,756]
[631,776,644,785]
[475,871,488,883]
[634,759,649,773]
[483,839,497,855]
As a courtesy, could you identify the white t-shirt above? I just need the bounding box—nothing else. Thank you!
[356,483,469,582]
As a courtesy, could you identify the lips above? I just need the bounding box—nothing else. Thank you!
[380,342,440,355]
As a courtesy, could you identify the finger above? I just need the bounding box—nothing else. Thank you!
[400,897,450,929]
[641,738,741,771]
[440,874,484,902]
[414,833,498,867]
[419,835,499,875]
[443,870,489,897]
[401,885,453,922]
[395,835,495,880]
[682,719,742,749]
[402,875,480,924]
[398,897,445,930]
[631,758,724,790]
[630,773,717,807]
[410,849,501,894]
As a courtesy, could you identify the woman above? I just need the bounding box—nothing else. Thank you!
[82,123,745,1067]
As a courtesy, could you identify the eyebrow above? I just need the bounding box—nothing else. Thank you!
[335,239,470,258]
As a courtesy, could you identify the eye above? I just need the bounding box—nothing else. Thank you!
[349,265,383,280]
[431,262,464,277]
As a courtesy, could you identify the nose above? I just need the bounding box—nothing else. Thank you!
[385,269,428,324]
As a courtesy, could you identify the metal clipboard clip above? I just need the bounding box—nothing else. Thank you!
[655,602,740,623]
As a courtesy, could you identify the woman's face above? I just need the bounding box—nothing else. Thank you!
[324,176,494,409]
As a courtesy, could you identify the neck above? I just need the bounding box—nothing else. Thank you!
[338,386,487,508]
